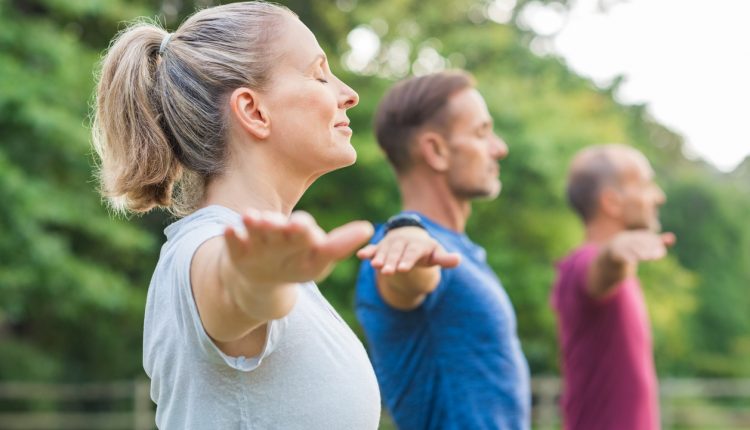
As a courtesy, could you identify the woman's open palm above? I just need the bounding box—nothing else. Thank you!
[224,210,374,288]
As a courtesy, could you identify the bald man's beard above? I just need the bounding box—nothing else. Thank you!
[625,216,661,232]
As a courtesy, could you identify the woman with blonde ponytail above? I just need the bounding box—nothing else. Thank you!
[92,2,380,428]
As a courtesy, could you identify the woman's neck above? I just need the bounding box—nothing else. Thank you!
[201,150,307,216]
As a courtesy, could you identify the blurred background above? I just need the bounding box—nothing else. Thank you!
[0,0,748,428]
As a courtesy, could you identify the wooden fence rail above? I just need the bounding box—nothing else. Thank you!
[1,378,749,429]
[0,380,152,430]
[532,377,750,429]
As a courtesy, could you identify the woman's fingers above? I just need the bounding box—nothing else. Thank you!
[240,210,268,246]
[318,220,374,262]
[245,210,294,245]
[240,209,325,250]
[357,244,378,259]
[229,211,374,282]
[224,226,247,259]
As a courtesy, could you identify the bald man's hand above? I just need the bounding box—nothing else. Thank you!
[609,230,676,263]
[587,230,676,298]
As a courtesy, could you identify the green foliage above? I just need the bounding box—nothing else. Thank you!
[661,179,750,376]
[0,0,748,388]
[0,0,167,381]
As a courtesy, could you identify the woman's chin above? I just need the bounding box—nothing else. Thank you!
[343,147,357,166]
[334,145,357,168]
[314,148,357,178]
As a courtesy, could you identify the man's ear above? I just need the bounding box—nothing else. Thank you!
[416,131,450,172]
[229,87,271,140]
[599,186,623,219]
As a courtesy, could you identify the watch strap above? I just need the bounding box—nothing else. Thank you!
[384,213,426,232]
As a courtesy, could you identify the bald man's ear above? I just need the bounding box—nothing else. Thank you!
[229,87,271,140]
[416,131,450,172]
[599,186,624,219]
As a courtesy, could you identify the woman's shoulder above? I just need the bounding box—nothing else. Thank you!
[164,205,240,241]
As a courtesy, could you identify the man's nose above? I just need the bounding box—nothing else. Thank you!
[655,186,666,205]
[492,134,509,160]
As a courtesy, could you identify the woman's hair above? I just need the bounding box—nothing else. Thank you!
[92,2,294,216]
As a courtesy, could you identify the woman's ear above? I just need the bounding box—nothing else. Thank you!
[229,87,271,140]
[416,131,450,172]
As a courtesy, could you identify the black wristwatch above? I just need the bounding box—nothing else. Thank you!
[384,213,426,232]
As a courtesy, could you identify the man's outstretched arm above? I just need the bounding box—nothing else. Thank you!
[357,226,460,310]
[587,230,675,298]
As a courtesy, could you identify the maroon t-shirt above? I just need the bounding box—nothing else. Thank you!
[551,244,660,430]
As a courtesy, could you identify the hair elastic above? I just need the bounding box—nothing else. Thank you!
[159,33,173,56]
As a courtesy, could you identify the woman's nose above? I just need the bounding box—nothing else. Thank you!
[339,80,359,109]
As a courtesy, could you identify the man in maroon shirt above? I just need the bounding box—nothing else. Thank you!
[551,144,676,430]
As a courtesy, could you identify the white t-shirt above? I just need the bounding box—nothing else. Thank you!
[143,205,381,429]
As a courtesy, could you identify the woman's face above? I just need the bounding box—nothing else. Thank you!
[262,15,359,180]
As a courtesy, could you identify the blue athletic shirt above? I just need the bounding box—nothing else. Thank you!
[355,212,531,430]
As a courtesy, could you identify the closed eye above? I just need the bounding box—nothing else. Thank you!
[476,121,493,137]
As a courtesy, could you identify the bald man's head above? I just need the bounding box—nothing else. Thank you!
[566,144,655,223]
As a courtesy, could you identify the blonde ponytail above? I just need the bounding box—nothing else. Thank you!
[92,2,294,216]
[93,22,179,213]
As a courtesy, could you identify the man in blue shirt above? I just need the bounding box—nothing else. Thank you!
[356,71,530,429]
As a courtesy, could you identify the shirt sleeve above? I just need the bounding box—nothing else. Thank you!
[570,245,625,307]
[171,222,287,372]
[420,265,455,313]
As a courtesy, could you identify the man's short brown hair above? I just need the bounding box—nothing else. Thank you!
[374,71,475,173]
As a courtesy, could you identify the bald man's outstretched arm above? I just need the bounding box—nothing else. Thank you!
[587,230,676,298]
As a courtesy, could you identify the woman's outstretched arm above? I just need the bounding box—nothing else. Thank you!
[191,209,373,355]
